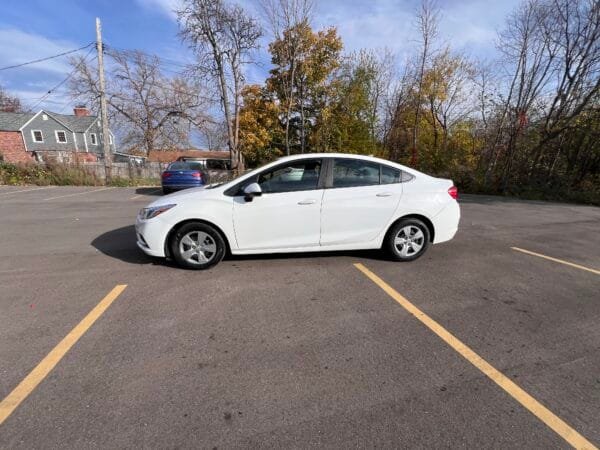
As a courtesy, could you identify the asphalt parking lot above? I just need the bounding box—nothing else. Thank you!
[0,185,599,449]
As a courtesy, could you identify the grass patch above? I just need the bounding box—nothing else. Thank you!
[108,177,160,187]
[0,162,160,187]
[0,162,101,186]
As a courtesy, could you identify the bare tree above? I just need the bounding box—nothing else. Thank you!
[198,119,229,151]
[178,0,262,170]
[424,50,476,155]
[260,0,313,155]
[69,50,210,155]
[411,0,440,165]
[383,62,416,161]
[0,85,23,113]
[528,0,600,174]
[492,0,558,189]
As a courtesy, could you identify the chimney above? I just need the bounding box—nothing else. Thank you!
[73,105,89,117]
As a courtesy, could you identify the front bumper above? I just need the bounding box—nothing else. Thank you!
[135,217,168,257]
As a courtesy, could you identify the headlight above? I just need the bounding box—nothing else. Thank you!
[139,204,176,220]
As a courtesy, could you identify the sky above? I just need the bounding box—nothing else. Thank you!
[0,0,521,115]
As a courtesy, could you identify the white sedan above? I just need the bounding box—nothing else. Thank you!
[136,154,460,269]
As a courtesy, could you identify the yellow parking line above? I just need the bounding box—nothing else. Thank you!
[44,187,116,201]
[0,284,127,426]
[354,263,597,450]
[512,247,600,276]
[0,186,55,197]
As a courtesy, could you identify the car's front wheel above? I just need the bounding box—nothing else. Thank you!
[385,218,430,261]
[170,222,226,270]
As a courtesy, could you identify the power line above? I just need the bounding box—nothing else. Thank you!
[0,43,94,72]
[28,47,96,112]
[104,44,194,69]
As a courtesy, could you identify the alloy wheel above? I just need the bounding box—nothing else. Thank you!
[179,231,217,264]
[394,225,425,257]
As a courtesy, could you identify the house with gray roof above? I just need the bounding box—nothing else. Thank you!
[0,106,115,163]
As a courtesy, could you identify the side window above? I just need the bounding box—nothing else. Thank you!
[332,159,380,188]
[32,130,44,142]
[257,159,322,193]
[381,165,414,184]
[55,130,67,143]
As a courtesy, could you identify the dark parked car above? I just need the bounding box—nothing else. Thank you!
[161,162,206,194]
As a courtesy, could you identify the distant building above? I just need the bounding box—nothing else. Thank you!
[0,106,115,163]
[147,149,230,164]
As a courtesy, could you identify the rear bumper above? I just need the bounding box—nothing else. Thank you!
[432,201,460,244]
[162,182,203,190]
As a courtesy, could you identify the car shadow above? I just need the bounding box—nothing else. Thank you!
[227,249,386,263]
[91,225,388,266]
[134,187,163,196]
[91,225,172,266]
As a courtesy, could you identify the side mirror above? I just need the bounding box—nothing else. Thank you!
[243,182,262,202]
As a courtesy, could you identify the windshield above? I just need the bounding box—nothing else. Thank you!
[167,162,203,171]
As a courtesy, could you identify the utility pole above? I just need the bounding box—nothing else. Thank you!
[96,17,112,183]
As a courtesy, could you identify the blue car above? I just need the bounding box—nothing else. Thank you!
[161,161,206,194]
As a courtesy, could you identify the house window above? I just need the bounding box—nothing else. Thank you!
[32,130,44,143]
[55,130,67,143]
[90,133,97,145]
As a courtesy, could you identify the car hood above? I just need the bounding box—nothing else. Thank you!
[147,186,213,208]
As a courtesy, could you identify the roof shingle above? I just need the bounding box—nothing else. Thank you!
[0,110,98,133]
[0,111,34,131]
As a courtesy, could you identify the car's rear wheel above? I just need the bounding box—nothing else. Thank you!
[162,187,171,195]
[170,222,226,270]
[385,218,430,261]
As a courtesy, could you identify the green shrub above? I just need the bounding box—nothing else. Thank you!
[0,162,162,187]
[0,162,100,186]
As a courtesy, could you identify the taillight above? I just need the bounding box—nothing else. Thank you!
[192,171,202,179]
[448,186,458,200]
[162,172,172,179]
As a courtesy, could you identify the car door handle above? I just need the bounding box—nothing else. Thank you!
[376,192,393,197]
[298,199,317,205]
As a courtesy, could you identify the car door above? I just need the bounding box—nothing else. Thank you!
[232,158,324,251]
[320,158,403,245]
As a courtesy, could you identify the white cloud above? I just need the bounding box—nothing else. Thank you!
[9,88,73,113]
[132,0,521,62]
[311,0,522,61]
[0,28,82,74]
[314,0,415,57]
[135,0,182,19]
[0,28,94,112]
[438,0,520,55]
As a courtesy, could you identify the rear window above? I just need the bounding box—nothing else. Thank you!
[167,162,203,171]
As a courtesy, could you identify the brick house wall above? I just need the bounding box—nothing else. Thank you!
[0,131,33,163]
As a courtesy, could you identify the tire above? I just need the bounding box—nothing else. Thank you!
[384,218,431,262]
[170,222,226,270]
[162,187,171,195]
